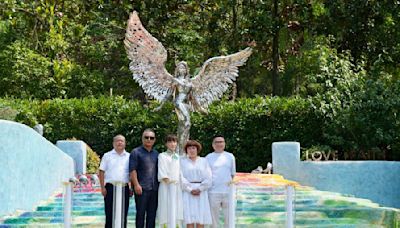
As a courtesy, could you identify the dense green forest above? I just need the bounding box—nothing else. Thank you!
[0,1,399,163]
[1,0,399,98]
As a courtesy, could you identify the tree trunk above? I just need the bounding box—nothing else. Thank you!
[272,0,280,96]
[230,0,239,100]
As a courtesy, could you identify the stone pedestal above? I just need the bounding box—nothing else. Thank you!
[57,140,87,175]
[272,142,300,182]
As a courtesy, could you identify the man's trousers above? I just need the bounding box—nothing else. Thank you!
[134,190,158,228]
[104,183,130,228]
[209,193,230,228]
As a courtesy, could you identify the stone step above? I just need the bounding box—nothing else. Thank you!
[33,203,384,215]
[51,193,369,206]
[4,207,395,221]
[0,224,386,228]
[1,216,387,228]
[54,193,359,204]
[237,205,394,214]
[1,216,131,224]
[9,209,137,218]
[236,216,385,224]
[47,199,349,209]
[235,208,397,225]
[35,205,135,212]
[235,224,386,228]
[237,191,346,197]
[1,225,64,227]
[2,211,297,222]
[43,199,318,209]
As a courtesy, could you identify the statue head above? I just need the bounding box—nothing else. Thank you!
[175,61,189,78]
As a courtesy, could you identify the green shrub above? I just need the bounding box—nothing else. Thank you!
[1,95,398,171]
[190,96,323,171]
[64,137,101,174]
[86,144,100,174]
[0,104,18,121]
[0,96,321,171]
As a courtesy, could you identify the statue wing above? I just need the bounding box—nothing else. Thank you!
[191,47,252,109]
[124,11,174,101]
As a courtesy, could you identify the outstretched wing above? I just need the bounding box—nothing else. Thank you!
[124,11,174,101]
[191,48,252,109]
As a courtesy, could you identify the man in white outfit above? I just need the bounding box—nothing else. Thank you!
[206,135,236,228]
[99,134,131,228]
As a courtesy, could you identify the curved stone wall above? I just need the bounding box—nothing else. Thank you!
[0,120,74,216]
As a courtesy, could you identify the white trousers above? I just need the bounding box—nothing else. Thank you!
[208,193,230,228]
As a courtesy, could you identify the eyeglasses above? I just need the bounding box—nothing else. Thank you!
[144,136,155,140]
[214,141,225,143]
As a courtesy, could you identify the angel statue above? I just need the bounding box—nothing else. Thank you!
[124,11,252,154]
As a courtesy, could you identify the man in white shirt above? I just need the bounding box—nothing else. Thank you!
[99,134,130,228]
[206,135,236,228]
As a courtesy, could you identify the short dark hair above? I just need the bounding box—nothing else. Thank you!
[142,128,155,137]
[213,135,225,141]
[165,134,177,142]
[184,140,202,153]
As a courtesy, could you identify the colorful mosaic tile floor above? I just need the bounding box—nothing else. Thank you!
[1,173,399,227]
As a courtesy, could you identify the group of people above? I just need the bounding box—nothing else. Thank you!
[99,129,236,228]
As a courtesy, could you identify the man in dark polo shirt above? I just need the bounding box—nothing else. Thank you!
[129,128,159,228]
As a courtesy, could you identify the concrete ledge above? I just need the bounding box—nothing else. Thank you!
[272,141,400,208]
[0,120,74,217]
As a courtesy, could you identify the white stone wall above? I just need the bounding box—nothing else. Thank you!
[0,120,74,217]
[272,142,400,208]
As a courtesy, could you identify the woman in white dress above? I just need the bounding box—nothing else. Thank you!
[158,134,184,227]
[180,140,212,228]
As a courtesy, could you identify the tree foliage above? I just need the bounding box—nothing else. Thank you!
[0,1,398,161]
[0,0,398,98]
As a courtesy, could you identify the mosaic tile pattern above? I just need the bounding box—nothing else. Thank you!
[1,173,399,227]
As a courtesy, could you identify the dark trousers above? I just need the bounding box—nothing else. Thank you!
[134,190,158,228]
[104,183,130,228]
